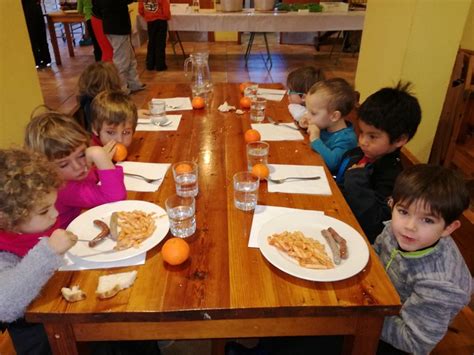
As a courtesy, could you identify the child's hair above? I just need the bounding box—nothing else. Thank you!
[307,78,355,117]
[0,149,61,230]
[287,66,324,95]
[392,164,470,225]
[24,109,90,160]
[358,81,422,143]
[78,62,122,98]
[91,90,138,133]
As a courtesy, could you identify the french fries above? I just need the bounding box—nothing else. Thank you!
[114,210,156,250]
[267,231,334,269]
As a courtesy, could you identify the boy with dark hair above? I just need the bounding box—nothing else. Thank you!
[336,81,422,242]
[374,164,471,354]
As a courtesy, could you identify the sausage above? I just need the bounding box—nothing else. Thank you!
[328,227,348,259]
[321,229,341,265]
[88,220,110,248]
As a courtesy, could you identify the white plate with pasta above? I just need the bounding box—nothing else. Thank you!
[67,200,169,262]
[257,212,369,281]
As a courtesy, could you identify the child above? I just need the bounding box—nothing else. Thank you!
[0,148,78,354]
[286,66,324,122]
[337,81,422,243]
[77,62,122,132]
[374,164,471,354]
[139,0,171,71]
[300,78,358,174]
[90,90,138,149]
[24,110,127,229]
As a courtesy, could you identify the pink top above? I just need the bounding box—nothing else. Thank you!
[56,166,127,228]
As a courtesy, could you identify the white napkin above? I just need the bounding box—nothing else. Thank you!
[60,253,146,271]
[251,123,304,141]
[159,97,193,111]
[136,114,182,131]
[117,161,171,192]
[267,164,332,195]
[248,205,324,248]
[257,88,286,101]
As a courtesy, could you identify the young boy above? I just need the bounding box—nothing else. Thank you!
[300,78,358,174]
[286,66,324,122]
[90,90,138,149]
[374,164,471,354]
[337,82,422,243]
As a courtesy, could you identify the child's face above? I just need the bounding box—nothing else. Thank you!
[54,144,89,181]
[358,120,404,160]
[391,200,458,251]
[305,92,337,129]
[96,122,134,148]
[16,191,58,234]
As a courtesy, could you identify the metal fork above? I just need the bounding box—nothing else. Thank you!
[267,116,300,130]
[267,176,320,184]
[124,172,163,183]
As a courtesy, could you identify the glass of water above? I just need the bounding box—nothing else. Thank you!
[250,97,266,123]
[172,161,198,197]
[148,99,166,125]
[244,84,258,100]
[165,194,196,238]
[246,141,269,171]
[233,171,259,211]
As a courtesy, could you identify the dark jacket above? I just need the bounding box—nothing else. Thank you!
[337,147,402,243]
[93,0,133,35]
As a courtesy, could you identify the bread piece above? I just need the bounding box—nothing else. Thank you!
[61,285,86,302]
[109,212,119,241]
[96,270,137,299]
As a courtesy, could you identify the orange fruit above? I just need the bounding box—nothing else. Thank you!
[113,143,128,162]
[174,162,193,174]
[239,82,255,94]
[240,96,252,109]
[251,163,270,180]
[162,238,190,266]
[192,96,205,109]
[244,129,261,143]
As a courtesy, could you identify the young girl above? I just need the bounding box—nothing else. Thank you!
[0,148,78,354]
[77,62,122,132]
[24,110,127,229]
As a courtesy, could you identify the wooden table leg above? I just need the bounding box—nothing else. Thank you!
[44,323,78,355]
[342,316,384,355]
[46,16,61,65]
[64,23,75,58]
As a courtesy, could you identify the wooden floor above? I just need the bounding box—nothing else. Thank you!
[2,35,472,355]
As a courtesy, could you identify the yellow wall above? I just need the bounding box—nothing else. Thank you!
[460,0,474,50]
[0,0,44,148]
[355,0,471,162]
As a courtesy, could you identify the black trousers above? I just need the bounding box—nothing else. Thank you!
[86,19,102,62]
[21,0,51,66]
[7,320,52,355]
[146,19,168,70]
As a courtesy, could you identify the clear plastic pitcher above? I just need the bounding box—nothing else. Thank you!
[184,52,212,100]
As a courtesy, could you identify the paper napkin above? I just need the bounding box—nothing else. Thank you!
[257,88,286,102]
[248,205,324,248]
[117,161,171,192]
[159,97,193,111]
[267,164,331,195]
[136,114,182,131]
[251,123,304,141]
[60,253,146,271]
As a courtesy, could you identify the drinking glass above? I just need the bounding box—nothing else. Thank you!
[246,141,269,171]
[172,161,199,197]
[250,97,266,123]
[233,171,259,211]
[148,99,166,125]
[165,194,196,238]
[244,84,258,100]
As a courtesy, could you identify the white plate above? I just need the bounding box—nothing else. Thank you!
[67,200,169,262]
[258,212,369,281]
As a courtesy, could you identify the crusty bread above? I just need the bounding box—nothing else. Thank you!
[96,270,137,299]
[61,285,86,302]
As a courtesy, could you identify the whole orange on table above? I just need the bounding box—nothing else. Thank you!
[162,237,190,266]
[251,163,270,180]
[240,96,251,109]
[113,143,128,162]
[174,162,193,174]
[192,96,205,109]
[244,129,261,143]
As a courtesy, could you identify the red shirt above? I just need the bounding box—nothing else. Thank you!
[138,0,171,21]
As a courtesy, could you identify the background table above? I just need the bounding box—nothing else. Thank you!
[26,83,399,355]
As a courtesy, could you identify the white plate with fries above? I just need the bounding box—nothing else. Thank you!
[258,213,369,281]
[67,200,169,262]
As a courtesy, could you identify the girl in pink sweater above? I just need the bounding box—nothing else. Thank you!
[24,110,126,228]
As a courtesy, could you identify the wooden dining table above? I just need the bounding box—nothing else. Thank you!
[26,83,400,354]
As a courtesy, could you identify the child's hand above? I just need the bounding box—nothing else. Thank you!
[103,140,117,160]
[307,124,320,142]
[348,162,366,170]
[85,146,115,170]
[299,116,309,129]
[48,229,78,255]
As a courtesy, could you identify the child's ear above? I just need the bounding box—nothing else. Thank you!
[441,219,461,237]
[393,134,409,148]
[330,110,342,122]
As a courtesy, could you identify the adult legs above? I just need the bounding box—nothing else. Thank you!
[91,16,113,62]
[146,20,158,70]
[154,20,168,71]
[86,19,102,62]
[21,0,51,67]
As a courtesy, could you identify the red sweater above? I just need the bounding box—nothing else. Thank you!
[138,0,171,21]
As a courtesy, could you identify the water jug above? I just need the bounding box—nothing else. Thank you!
[184,52,212,100]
